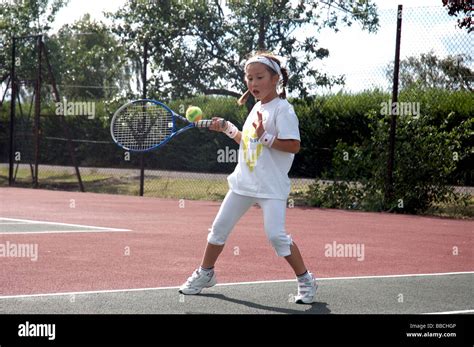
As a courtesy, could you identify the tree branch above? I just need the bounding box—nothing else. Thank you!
[0,72,9,85]
[203,88,241,98]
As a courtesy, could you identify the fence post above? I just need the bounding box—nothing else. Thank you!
[8,37,16,186]
[33,35,42,188]
[139,39,148,197]
[385,4,403,208]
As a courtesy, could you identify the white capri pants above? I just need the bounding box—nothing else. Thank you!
[207,190,293,257]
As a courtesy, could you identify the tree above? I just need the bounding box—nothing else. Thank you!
[386,50,473,91]
[442,0,472,33]
[46,14,132,100]
[0,0,68,82]
[107,0,379,108]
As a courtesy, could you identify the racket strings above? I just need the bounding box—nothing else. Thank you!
[113,103,173,151]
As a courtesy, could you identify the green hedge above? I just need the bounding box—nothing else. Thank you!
[308,88,473,214]
[1,89,472,187]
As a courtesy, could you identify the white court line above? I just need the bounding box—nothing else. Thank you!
[216,270,474,286]
[0,217,131,232]
[2,229,130,235]
[424,309,474,314]
[0,222,34,225]
[0,271,472,300]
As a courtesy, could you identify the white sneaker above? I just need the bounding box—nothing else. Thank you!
[295,272,318,304]
[179,269,217,295]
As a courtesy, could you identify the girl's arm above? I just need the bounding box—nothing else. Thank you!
[231,131,241,144]
[271,138,300,154]
[209,117,241,143]
[252,111,300,154]
[209,116,298,152]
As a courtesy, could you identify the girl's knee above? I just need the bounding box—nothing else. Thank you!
[207,225,230,245]
[268,233,293,257]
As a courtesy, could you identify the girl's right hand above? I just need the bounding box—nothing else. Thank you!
[209,117,227,132]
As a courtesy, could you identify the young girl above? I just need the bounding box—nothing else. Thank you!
[179,52,317,304]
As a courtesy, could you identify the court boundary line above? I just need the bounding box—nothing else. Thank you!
[0,222,35,225]
[424,309,474,314]
[1,230,130,235]
[0,271,472,299]
[0,217,131,233]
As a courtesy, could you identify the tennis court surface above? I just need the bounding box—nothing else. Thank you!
[0,187,472,314]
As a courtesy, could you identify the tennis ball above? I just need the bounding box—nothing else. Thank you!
[185,106,203,122]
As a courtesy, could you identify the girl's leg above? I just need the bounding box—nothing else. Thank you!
[179,191,253,295]
[284,242,307,276]
[259,198,307,275]
[259,199,318,304]
[200,243,225,269]
[259,198,317,304]
[203,190,254,268]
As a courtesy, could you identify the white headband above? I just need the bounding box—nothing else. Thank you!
[245,56,282,79]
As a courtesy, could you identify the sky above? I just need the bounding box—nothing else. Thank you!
[49,0,472,94]
[313,0,473,92]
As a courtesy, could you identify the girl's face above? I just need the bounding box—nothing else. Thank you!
[245,62,280,104]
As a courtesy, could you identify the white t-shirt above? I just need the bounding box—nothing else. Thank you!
[227,97,301,200]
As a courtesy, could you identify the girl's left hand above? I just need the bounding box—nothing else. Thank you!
[252,111,265,138]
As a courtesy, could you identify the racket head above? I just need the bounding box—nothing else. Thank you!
[110,99,176,152]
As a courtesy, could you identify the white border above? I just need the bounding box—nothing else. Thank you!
[0,217,131,234]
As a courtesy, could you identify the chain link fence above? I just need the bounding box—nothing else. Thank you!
[0,4,472,206]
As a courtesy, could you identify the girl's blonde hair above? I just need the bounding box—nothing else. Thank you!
[238,51,289,106]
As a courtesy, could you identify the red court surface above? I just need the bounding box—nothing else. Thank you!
[0,187,472,296]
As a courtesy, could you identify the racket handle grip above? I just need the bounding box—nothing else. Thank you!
[195,119,227,129]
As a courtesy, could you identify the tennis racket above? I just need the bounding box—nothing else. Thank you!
[110,99,225,152]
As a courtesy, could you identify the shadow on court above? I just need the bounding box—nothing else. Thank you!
[198,293,331,314]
